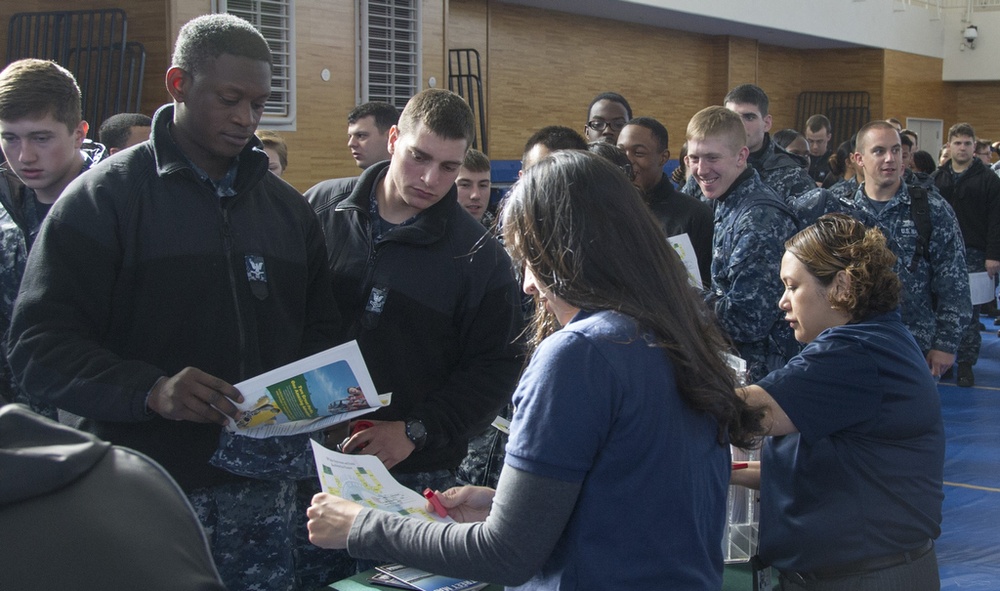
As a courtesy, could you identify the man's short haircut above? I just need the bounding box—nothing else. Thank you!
[885,118,903,130]
[624,117,669,152]
[899,133,914,150]
[588,92,632,120]
[948,122,976,141]
[348,101,400,133]
[461,148,490,173]
[806,114,831,134]
[397,88,475,146]
[256,129,288,169]
[587,141,633,180]
[723,83,769,116]
[912,150,936,174]
[0,58,82,130]
[900,128,918,145]
[523,126,588,160]
[855,120,899,153]
[171,14,272,77]
[99,112,152,150]
[686,105,747,153]
[976,139,991,152]
[773,129,804,149]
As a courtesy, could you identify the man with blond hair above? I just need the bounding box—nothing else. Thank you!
[683,85,814,204]
[686,105,799,382]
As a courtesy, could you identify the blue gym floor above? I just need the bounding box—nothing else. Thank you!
[936,324,1000,589]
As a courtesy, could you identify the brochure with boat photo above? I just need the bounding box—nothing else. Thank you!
[225,340,387,437]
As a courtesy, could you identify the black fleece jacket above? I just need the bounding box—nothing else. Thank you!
[307,162,523,474]
[932,157,1000,260]
[8,104,339,491]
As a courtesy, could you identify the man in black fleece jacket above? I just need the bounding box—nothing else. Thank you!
[932,122,1000,387]
[8,15,338,591]
[307,89,523,490]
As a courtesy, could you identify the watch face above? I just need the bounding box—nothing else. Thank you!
[407,420,426,441]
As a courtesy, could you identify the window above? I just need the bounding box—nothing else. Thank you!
[217,0,296,129]
[358,0,421,109]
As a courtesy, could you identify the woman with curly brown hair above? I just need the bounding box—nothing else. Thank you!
[734,213,945,591]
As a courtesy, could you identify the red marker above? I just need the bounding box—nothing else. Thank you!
[732,462,749,470]
[423,488,449,518]
[337,420,375,453]
[351,420,374,436]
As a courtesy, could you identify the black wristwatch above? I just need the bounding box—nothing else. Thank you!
[404,419,427,451]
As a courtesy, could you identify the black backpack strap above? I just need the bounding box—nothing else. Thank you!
[908,186,932,273]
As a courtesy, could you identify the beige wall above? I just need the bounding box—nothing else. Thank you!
[286,0,446,191]
[0,0,447,193]
[884,49,954,135]
[0,0,174,117]
[280,0,356,190]
[954,83,1000,145]
[5,0,1000,187]
[467,2,724,160]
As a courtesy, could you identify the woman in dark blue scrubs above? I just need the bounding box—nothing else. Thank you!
[736,213,944,591]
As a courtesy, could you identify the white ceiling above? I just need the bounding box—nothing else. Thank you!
[498,0,873,50]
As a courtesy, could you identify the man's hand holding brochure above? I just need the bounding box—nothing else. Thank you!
[224,340,389,438]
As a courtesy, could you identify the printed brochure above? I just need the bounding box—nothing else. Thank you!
[225,340,387,437]
[374,564,488,591]
[310,441,488,589]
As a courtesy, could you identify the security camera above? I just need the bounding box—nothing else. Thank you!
[964,25,978,47]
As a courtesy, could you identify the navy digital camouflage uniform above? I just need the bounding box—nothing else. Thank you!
[904,167,937,192]
[0,140,106,416]
[456,402,511,489]
[707,169,799,383]
[684,133,816,205]
[826,177,859,203]
[189,479,297,591]
[793,182,971,355]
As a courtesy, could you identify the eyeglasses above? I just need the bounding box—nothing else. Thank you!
[586,119,627,133]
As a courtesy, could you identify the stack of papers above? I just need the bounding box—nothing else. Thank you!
[370,564,487,591]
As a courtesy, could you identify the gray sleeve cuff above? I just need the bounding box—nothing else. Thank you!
[345,466,581,586]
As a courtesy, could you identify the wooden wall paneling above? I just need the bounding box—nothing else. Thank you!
[7,2,984,189]
[284,0,446,191]
[448,0,489,148]
[725,36,759,90]
[280,0,356,191]
[955,81,1000,144]
[664,33,731,145]
[705,36,731,110]
[796,47,886,140]
[0,0,174,123]
[883,49,954,135]
[128,0,173,116]
[483,4,721,160]
[423,0,446,97]
[757,44,802,132]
